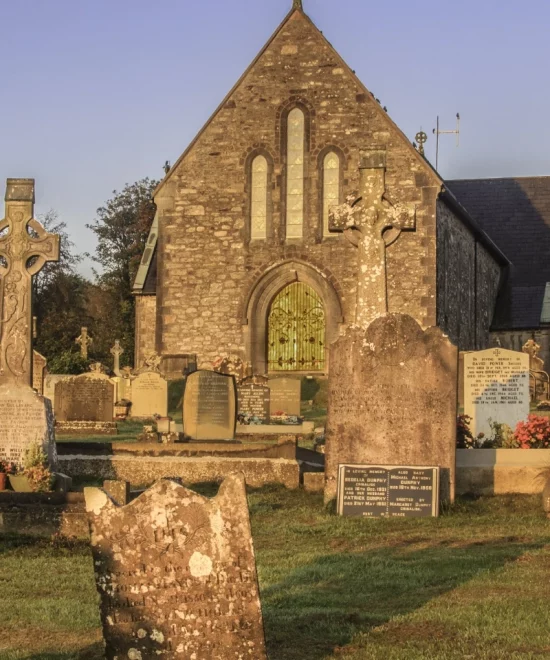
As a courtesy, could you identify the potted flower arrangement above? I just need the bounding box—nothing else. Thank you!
[9,443,54,493]
[0,461,16,491]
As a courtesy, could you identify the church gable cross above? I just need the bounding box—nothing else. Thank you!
[329,148,416,329]
[0,179,60,385]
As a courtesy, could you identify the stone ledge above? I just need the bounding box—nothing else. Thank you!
[56,421,117,436]
[58,455,300,489]
[457,466,550,495]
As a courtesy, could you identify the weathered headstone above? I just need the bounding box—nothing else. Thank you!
[43,374,71,408]
[32,350,47,394]
[183,370,237,440]
[325,314,457,504]
[55,372,114,422]
[0,382,56,468]
[237,383,270,423]
[464,348,530,438]
[337,465,440,518]
[110,340,124,377]
[267,377,301,416]
[129,371,168,418]
[84,475,267,659]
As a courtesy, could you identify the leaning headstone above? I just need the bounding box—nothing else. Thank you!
[55,372,114,422]
[32,350,47,394]
[129,371,168,418]
[84,475,267,659]
[464,348,530,438]
[325,314,457,504]
[183,370,237,440]
[0,382,56,468]
[237,382,270,423]
[267,377,301,416]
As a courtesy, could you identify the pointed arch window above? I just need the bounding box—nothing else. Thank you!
[323,151,340,236]
[286,108,305,238]
[251,155,268,240]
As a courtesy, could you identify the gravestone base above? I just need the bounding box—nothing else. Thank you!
[0,383,57,468]
[55,421,118,436]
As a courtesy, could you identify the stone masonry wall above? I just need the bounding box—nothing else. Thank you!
[436,199,501,350]
[135,295,157,368]
[154,11,441,368]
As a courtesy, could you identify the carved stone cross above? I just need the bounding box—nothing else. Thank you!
[75,326,93,359]
[110,340,124,376]
[0,179,60,386]
[329,148,415,329]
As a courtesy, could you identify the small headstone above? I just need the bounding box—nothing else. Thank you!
[464,348,530,438]
[337,465,440,518]
[183,370,237,440]
[237,383,270,424]
[55,373,114,422]
[84,475,267,659]
[325,314,457,504]
[43,374,71,409]
[0,382,56,468]
[32,350,47,394]
[267,377,301,416]
[130,371,168,418]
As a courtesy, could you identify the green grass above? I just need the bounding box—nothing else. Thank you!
[55,420,151,444]
[1,492,549,659]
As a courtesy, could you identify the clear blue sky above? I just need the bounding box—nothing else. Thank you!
[2,0,549,277]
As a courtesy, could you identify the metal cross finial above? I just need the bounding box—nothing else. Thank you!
[415,131,428,156]
[293,0,303,10]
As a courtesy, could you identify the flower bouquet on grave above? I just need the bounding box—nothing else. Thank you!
[9,443,54,493]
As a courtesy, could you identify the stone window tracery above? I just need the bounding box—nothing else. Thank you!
[286,108,305,238]
[250,155,268,240]
[323,151,340,236]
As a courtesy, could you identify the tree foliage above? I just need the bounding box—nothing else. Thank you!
[86,179,157,366]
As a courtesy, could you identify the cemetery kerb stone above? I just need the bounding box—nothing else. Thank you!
[0,381,57,468]
[464,347,530,438]
[84,475,267,659]
[267,377,301,416]
[237,382,270,422]
[324,313,458,504]
[129,371,168,418]
[55,372,115,422]
[183,370,237,440]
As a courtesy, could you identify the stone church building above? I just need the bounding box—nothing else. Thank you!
[133,1,550,375]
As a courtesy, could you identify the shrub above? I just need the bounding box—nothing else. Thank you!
[514,415,550,449]
[457,415,478,449]
[23,443,54,492]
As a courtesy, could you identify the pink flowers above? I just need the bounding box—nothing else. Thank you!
[514,415,550,449]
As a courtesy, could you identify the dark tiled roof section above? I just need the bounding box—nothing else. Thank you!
[448,177,550,329]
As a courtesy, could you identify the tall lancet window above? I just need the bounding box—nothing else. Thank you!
[286,108,305,238]
[251,155,268,240]
[323,152,340,236]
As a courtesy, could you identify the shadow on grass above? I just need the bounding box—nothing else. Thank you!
[22,643,104,660]
[261,539,545,660]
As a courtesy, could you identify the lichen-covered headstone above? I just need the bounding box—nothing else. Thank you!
[324,314,457,504]
[85,475,267,659]
[0,382,56,468]
[54,372,114,422]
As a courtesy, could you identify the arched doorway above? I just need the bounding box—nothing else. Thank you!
[268,282,325,371]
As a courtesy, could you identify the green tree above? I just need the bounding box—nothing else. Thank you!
[86,179,157,366]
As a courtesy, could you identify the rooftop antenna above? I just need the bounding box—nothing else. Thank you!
[433,113,460,171]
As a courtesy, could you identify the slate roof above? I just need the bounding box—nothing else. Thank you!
[448,177,550,330]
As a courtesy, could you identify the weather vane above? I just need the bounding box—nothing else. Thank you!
[433,113,460,171]
[415,130,428,156]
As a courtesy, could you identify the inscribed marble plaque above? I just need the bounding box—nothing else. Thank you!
[55,374,114,422]
[84,475,267,659]
[267,377,301,416]
[237,384,270,423]
[130,372,168,418]
[464,348,529,438]
[337,465,439,518]
[183,370,237,440]
[0,382,56,467]
[325,314,457,504]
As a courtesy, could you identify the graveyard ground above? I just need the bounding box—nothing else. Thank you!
[0,489,549,660]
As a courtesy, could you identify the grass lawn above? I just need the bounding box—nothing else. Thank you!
[0,491,549,659]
